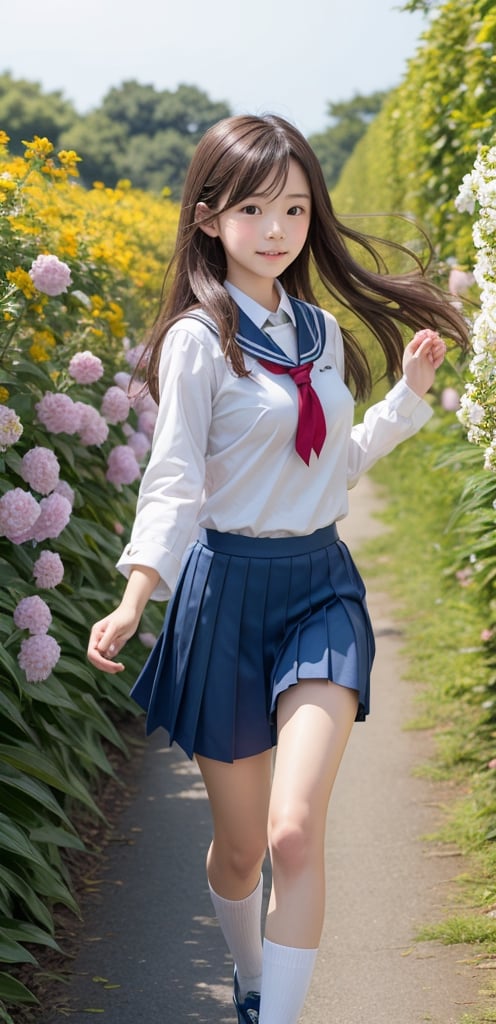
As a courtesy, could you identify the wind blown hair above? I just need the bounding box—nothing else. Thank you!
[143,114,468,403]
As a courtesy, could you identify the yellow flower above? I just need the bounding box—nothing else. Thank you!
[0,386,10,402]
[29,341,51,362]
[0,177,16,193]
[0,130,10,147]
[23,136,54,161]
[57,149,82,177]
[33,329,56,348]
[6,267,36,299]
[58,228,79,258]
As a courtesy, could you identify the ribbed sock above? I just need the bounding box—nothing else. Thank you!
[258,938,318,1024]
[208,875,263,998]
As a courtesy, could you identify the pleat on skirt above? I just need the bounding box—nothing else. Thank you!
[130,523,375,763]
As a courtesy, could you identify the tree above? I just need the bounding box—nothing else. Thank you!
[308,92,388,189]
[0,74,232,194]
[63,80,231,193]
[0,72,77,151]
[58,111,128,187]
[114,129,196,196]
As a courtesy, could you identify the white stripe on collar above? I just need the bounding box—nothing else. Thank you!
[224,279,296,329]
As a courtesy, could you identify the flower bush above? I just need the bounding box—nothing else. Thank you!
[455,145,496,471]
[0,133,178,1016]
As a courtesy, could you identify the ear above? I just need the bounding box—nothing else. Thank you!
[195,201,219,238]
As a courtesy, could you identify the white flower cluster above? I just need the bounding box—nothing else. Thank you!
[455,146,496,471]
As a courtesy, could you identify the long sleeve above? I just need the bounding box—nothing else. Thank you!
[116,326,218,601]
[347,377,433,489]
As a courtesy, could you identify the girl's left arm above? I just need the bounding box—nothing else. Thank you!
[346,329,446,489]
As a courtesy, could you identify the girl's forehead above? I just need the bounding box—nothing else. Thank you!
[226,158,310,204]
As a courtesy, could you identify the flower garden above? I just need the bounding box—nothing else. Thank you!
[0,134,179,1018]
[0,0,495,1017]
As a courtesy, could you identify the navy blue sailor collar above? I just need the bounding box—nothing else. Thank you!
[224,280,326,368]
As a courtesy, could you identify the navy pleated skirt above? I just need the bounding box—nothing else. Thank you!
[130,524,375,763]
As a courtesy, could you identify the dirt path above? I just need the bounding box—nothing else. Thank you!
[304,474,479,1023]
[43,475,479,1024]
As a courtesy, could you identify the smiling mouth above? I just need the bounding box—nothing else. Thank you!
[258,251,287,256]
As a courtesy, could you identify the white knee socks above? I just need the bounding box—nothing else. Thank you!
[258,939,318,1024]
[208,875,263,998]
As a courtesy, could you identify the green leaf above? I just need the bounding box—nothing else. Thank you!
[0,815,54,871]
[0,645,24,691]
[0,767,73,828]
[0,972,39,1005]
[29,825,85,851]
[0,743,101,813]
[0,866,53,932]
[0,917,60,951]
[0,931,37,965]
[0,691,37,741]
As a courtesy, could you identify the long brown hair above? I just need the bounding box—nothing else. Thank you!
[143,114,468,403]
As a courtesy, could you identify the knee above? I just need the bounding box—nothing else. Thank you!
[268,811,314,877]
[213,833,267,883]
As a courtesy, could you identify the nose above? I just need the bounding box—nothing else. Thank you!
[265,217,284,239]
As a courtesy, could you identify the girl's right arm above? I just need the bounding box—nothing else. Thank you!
[87,564,160,673]
[88,322,219,674]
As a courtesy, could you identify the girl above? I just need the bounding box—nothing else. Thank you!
[88,114,467,1024]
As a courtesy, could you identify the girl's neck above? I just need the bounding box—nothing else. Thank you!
[225,276,280,313]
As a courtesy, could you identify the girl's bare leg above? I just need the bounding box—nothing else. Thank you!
[266,679,358,947]
[196,749,272,899]
[196,750,272,1000]
[258,680,358,1024]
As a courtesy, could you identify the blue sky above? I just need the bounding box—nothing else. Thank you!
[2,0,427,135]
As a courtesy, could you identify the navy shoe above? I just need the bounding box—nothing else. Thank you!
[233,970,260,1024]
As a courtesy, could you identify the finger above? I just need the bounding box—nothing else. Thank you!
[411,335,444,360]
[87,647,125,673]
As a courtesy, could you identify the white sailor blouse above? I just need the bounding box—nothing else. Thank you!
[117,282,433,601]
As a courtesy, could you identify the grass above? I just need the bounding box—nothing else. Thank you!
[358,409,496,1022]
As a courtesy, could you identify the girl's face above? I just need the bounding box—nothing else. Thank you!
[196,158,311,308]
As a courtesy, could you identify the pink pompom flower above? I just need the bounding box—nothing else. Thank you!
[106,445,141,487]
[101,385,130,424]
[75,402,109,446]
[68,350,104,384]
[441,388,460,413]
[20,446,60,495]
[137,409,157,440]
[448,268,475,297]
[0,488,40,543]
[0,405,23,451]
[139,632,157,648]
[14,595,52,634]
[54,480,75,507]
[36,392,81,435]
[113,371,132,391]
[127,430,151,461]
[18,634,61,682]
[33,550,64,589]
[125,343,146,369]
[29,254,72,296]
[31,493,71,541]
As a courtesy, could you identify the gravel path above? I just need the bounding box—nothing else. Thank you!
[42,475,479,1024]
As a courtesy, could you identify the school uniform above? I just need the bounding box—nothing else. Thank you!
[117,282,432,763]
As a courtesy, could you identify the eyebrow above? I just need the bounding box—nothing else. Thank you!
[249,191,311,200]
